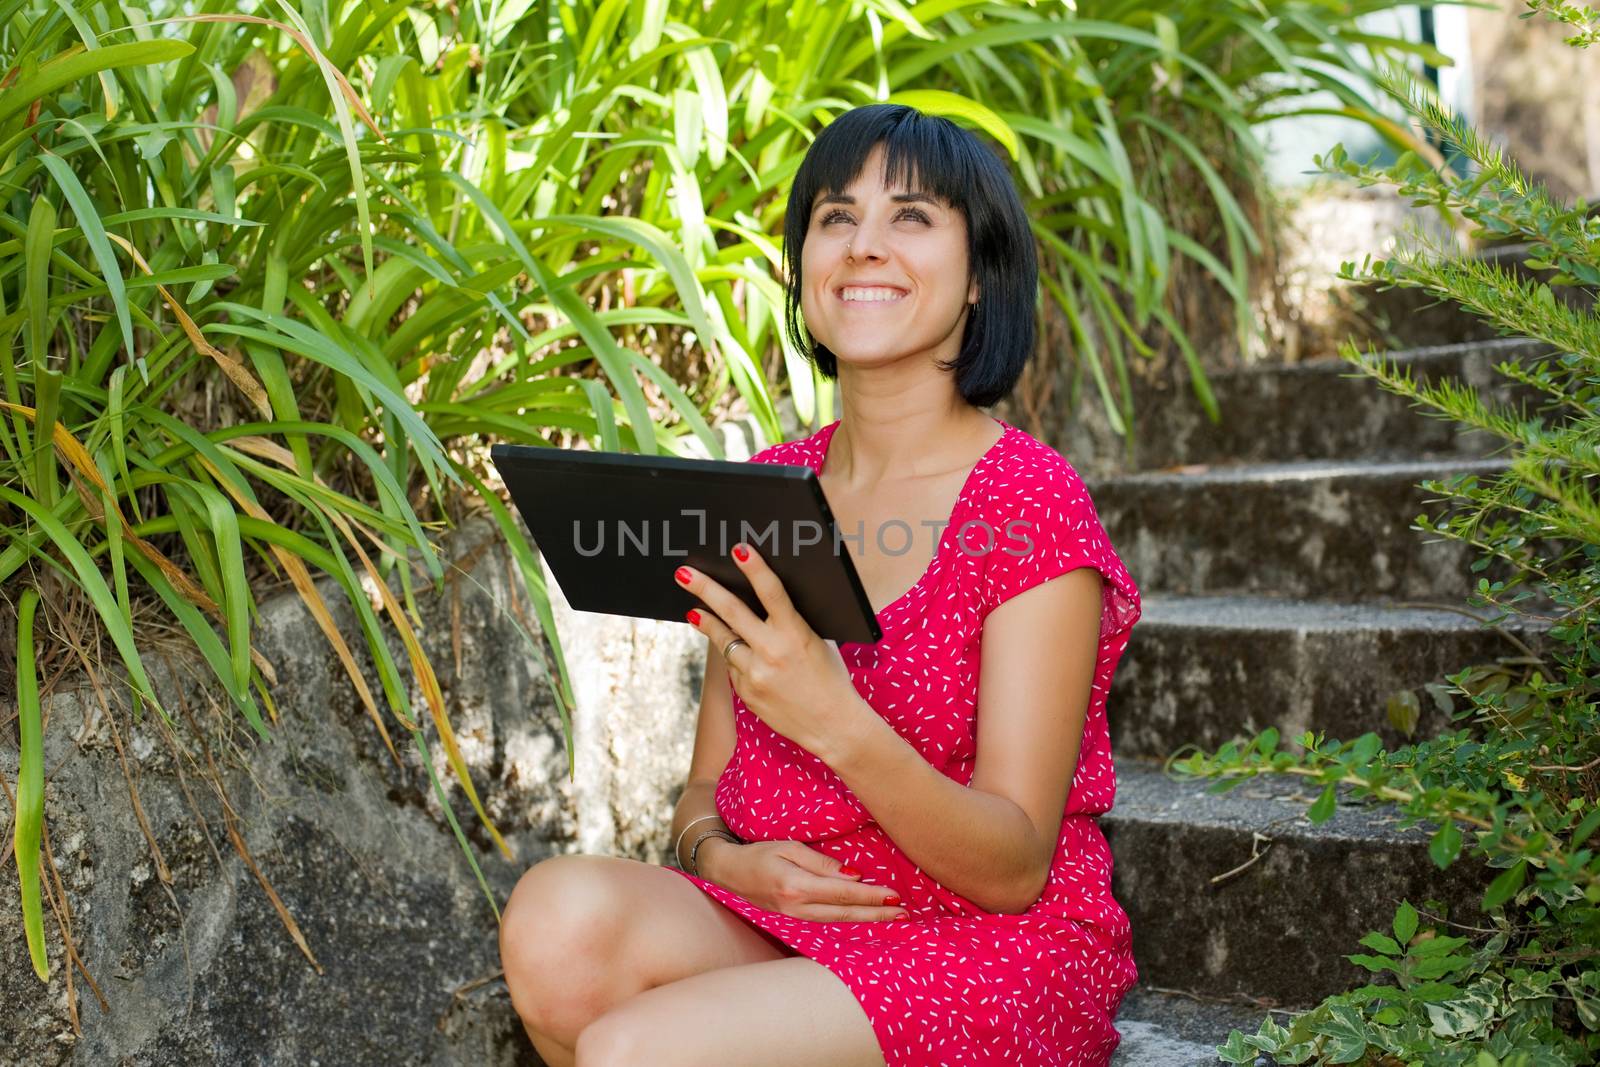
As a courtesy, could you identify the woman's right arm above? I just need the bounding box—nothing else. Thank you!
[672,639,739,879]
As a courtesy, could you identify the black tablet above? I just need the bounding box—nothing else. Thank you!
[489,441,885,644]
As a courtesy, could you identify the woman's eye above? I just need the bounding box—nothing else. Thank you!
[821,209,930,224]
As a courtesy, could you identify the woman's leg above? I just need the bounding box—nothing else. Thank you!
[498,854,799,1063]
[573,956,886,1067]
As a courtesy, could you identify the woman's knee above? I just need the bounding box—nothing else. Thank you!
[572,1012,649,1067]
[498,854,634,1039]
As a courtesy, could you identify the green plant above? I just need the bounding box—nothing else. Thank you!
[1178,40,1600,1067]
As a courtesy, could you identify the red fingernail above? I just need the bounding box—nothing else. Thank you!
[893,912,910,921]
[733,544,749,562]
[686,609,701,625]
[883,893,901,906]
[675,566,692,584]
[839,865,860,878]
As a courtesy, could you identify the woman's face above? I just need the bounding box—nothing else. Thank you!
[799,143,978,370]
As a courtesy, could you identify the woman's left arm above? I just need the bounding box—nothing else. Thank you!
[817,567,1104,915]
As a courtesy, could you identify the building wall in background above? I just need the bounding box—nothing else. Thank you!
[1466,0,1600,202]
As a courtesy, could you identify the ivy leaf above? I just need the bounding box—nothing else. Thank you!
[1429,820,1463,869]
[1308,1002,1370,1063]
[1425,983,1499,1038]
[1561,974,1600,1029]
[1215,1030,1258,1063]
[1256,1017,1291,1045]
[1275,1039,1319,1066]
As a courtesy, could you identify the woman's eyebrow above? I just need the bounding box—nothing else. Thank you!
[814,191,944,210]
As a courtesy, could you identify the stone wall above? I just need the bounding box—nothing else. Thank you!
[1,507,710,1065]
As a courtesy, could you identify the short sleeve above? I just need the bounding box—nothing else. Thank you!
[973,454,1141,643]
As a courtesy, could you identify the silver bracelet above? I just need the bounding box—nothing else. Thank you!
[688,829,741,877]
[674,814,724,870]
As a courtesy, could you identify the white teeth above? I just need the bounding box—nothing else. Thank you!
[840,286,907,302]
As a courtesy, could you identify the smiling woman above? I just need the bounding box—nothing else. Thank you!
[784,104,1039,410]
[497,104,1142,1067]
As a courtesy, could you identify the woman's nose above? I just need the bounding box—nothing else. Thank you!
[847,212,890,261]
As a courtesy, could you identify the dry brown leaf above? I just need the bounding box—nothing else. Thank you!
[101,232,274,419]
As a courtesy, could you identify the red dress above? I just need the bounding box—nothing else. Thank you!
[668,415,1142,1066]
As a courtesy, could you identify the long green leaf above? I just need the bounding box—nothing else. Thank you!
[12,588,48,982]
[0,39,194,126]
[36,153,137,374]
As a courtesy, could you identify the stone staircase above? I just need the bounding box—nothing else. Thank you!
[1086,259,1579,1062]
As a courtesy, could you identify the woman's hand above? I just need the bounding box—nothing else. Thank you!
[675,542,868,761]
[705,839,910,923]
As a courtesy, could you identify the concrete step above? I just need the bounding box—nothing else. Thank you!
[1112,986,1277,1066]
[1102,758,1489,1006]
[1090,455,1522,600]
[1109,336,1553,471]
[1109,593,1552,760]
[1054,240,1594,480]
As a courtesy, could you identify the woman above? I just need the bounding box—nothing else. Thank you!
[498,103,1143,1067]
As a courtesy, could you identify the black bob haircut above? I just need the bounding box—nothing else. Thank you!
[782,103,1039,410]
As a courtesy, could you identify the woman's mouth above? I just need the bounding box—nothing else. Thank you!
[836,285,909,306]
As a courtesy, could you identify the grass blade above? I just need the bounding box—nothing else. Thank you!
[12,587,49,982]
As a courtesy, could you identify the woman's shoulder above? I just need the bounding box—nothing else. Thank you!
[976,423,1093,516]
[964,425,1114,574]
[972,424,1141,635]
